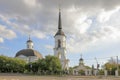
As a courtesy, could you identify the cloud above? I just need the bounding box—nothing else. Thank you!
[0,37,4,43]
[0,25,16,40]
[45,45,53,49]
[0,0,120,54]
[24,0,38,7]
[97,7,120,23]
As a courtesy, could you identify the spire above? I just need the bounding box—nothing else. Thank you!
[27,35,32,42]
[80,54,82,58]
[79,53,84,65]
[29,34,30,40]
[54,5,65,37]
[79,53,83,61]
[58,7,62,30]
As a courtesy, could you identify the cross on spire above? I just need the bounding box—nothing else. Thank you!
[29,34,31,40]
[81,54,82,58]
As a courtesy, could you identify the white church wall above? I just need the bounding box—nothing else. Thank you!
[55,35,66,48]
[27,42,33,49]
[28,56,37,62]
[17,55,29,63]
[54,48,66,60]
[17,55,38,63]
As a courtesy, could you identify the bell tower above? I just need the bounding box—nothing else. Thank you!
[54,9,69,70]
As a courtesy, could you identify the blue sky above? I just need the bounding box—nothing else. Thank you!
[0,0,120,68]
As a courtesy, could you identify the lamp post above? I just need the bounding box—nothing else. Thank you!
[117,56,119,71]
[116,56,119,76]
[92,64,94,75]
[110,68,112,75]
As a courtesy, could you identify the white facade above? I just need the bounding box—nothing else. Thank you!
[54,35,66,48]
[27,36,34,49]
[54,10,69,70]
[54,35,69,70]
[17,55,38,63]
[27,42,33,49]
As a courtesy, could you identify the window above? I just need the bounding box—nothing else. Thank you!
[58,39,61,48]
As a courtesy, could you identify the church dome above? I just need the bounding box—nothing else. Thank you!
[79,58,83,61]
[15,49,43,58]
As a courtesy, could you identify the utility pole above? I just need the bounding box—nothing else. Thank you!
[95,57,99,69]
[95,57,99,76]
[115,56,119,77]
[117,56,119,71]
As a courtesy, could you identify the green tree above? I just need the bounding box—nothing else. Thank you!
[68,67,73,75]
[31,62,39,73]
[104,63,117,75]
[0,56,8,72]
[25,62,32,72]
[37,58,47,71]
[25,55,62,75]
[45,55,62,74]
[0,56,26,73]
[37,55,62,74]
[12,58,26,73]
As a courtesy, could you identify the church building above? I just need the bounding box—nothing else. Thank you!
[73,55,92,76]
[54,9,69,70]
[15,36,43,63]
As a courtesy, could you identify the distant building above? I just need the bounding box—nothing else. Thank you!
[54,9,69,70]
[73,55,92,76]
[15,36,43,63]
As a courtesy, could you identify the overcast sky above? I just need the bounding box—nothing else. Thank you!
[0,0,120,67]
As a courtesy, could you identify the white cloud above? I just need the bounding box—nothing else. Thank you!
[32,30,46,39]
[24,0,37,7]
[0,25,16,40]
[0,37,4,43]
[0,0,120,55]
[75,18,92,34]
[97,7,120,23]
[45,45,53,49]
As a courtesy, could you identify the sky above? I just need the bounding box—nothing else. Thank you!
[0,0,120,68]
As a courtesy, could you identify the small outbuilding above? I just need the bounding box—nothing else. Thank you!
[73,55,92,76]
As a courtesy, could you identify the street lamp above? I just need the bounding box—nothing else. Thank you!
[110,68,112,75]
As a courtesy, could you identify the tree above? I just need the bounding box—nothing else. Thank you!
[0,56,8,72]
[0,56,26,73]
[104,63,117,75]
[37,55,62,74]
[45,55,62,74]
[12,58,26,73]
[31,62,39,73]
[25,55,62,75]
[68,67,73,75]
[37,58,47,71]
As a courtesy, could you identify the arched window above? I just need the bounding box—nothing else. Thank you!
[58,39,61,48]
